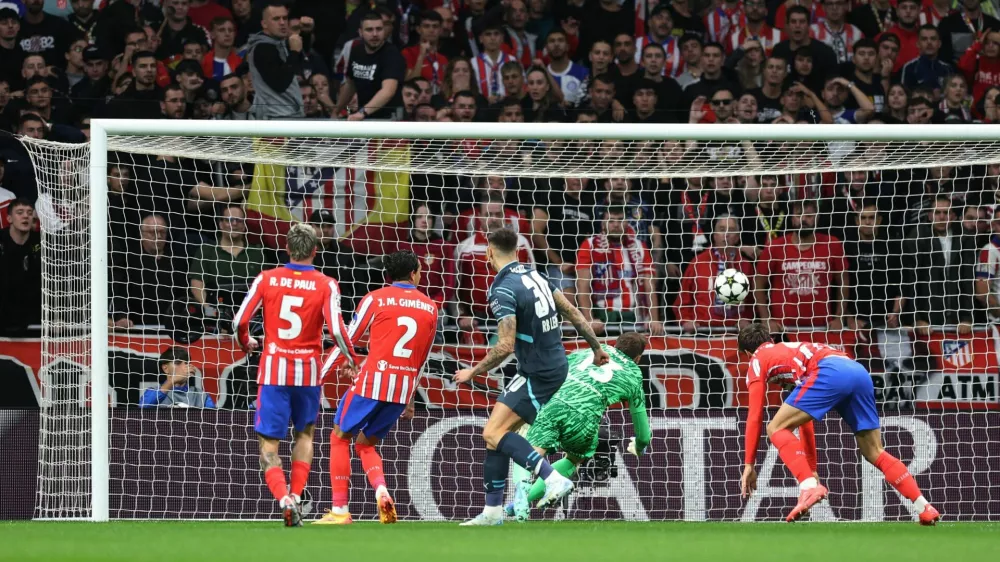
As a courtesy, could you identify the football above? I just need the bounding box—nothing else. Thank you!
[714,268,750,305]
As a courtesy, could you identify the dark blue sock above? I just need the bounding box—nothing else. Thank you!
[483,449,508,507]
[496,432,553,479]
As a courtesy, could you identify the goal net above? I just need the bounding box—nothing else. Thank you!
[21,121,1000,522]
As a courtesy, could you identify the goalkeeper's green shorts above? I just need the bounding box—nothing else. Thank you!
[526,402,600,460]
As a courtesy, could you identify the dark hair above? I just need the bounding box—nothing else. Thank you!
[402,78,421,92]
[794,46,813,60]
[220,72,242,85]
[418,9,443,24]
[918,24,940,36]
[501,60,524,75]
[452,89,477,104]
[210,16,235,30]
[24,76,50,90]
[680,33,703,48]
[605,205,628,218]
[878,33,901,47]
[786,5,810,22]
[132,50,156,65]
[18,112,44,128]
[160,84,183,101]
[615,332,648,362]
[591,72,615,89]
[384,250,420,282]
[737,323,772,354]
[159,346,191,371]
[501,95,522,110]
[702,41,725,54]
[852,38,876,53]
[7,197,34,216]
[361,10,384,23]
[487,227,519,254]
[642,42,666,56]
[546,28,567,42]
[591,38,612,51]
[909,95,933,108]
[576,108,599,120]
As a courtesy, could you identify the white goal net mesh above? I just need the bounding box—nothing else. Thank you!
[21,127,1000,522]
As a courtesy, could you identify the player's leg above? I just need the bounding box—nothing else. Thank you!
[314,390,366,524]
[254,385,298,525]
[288,386,322,517]
[528,412,598,508]
[460,400,524,525]
[837,365,940,525]
[352,399,407,524]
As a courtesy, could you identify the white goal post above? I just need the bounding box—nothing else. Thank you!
[21,120,1000,522]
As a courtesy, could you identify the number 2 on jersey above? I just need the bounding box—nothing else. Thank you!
[393,316,418,358]
[521,271,557,318]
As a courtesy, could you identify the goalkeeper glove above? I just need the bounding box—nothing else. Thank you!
[626,437,645,457]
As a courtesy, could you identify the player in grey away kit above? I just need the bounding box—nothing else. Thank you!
[454,228,608,526]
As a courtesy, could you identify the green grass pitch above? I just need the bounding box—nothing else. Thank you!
[2,522,998,562]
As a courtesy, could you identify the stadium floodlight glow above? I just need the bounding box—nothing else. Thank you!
[19,119,1000,522]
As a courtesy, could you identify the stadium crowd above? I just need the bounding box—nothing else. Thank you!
[1,0,1000,389]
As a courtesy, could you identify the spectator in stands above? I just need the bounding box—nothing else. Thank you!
[755,199,850,332]
[811,0,862,64]
[576,206,662,336]
[522,65,567,122]
[0,198,41,336]
[684,41,741,104]
[21,76,76,126]
[903,195,975,336]
[68,0,97,44]
[735,92,759,122]
[958,30,1000,108]
[630,79,662,123]
[585,73,617,122]
[497,96,524,122]
[64,37,87,89]
[335,10,405,120]
[901,25,953,94]
[246,1,304,120]
[937,73,973,122]
[611,32,640,89]
[734,39,764,90]
[21,52,68,93]
[636,43,685,121]
[300,82,325,118]
[203,17,241,81]
[881,0,922,72]
[830,171,878,240]
[0,7,23,90]
[500,61,526,103]
[974,205,1000,322]
[189,1,232,29]
[302,210,362,308]
[676,214,754,332]
[157,0,211,60]
[19,0,76,68]
[741,174,787,253]
[748,55,787,122]
[579,39,612,102]
[440,58,474,103]
[189,205,269,326]
[413,102,437,121]
[504,0,536,68]
[110,213,187,329]
[848,39,887,112]
[160,84,187,119]
[939,0,1000,64]
[773,7,838,74]
[531,177,598,294]
[546,29,588,106]
[822,76,876,125]
[107,50,161,119]
[70,46,110,117]
[454,196,534,335]
[218,72,251,120]
[851,0,897,39]
[403,10,448,94]
[397,204,455,312]
[907,95,935,124]
[139,346,215,409]
[470,19,516,102]
[728,2,780,56]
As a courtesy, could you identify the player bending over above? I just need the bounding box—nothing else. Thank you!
[737,323,940,524]
[453,228,609,526]
[314,251,439,525]
[234,224,358,527]
[511,333,651,517]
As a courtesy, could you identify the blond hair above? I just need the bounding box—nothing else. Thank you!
[286,223,318,261]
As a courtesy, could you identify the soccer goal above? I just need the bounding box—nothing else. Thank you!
[20,120,1000,522]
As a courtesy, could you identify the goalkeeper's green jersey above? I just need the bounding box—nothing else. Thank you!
[554,345,646,417]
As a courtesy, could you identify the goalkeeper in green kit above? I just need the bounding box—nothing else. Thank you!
[506,332,652,520]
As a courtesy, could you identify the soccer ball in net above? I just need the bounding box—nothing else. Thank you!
[714,269,750,305]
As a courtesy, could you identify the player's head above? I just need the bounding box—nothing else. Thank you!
[486,227,519,271]
[384,250,421,285]
[737,323,772,355]
[286,222,319,263]
[614,332,648,364]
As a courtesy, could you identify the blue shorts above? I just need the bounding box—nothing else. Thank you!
[255,385,323,439]
[496,371,565,425]
[786,356,880,433]
[334,391,406,439]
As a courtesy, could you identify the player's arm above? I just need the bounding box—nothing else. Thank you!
[456,315,517,382]
[232,274,265,352]
[553,290,607,362]
[741,364,767,498]
[627,393,652,456]
[323,280,359,368]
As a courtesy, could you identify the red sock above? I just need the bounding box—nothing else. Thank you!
[770,428,813,483]
[875,451,923,502]
[263,466,288,502]
[290,460,310,498]
[330,434,352,507]
[355,442,386,490]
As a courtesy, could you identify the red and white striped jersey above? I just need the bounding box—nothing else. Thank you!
[326,283,439,404]
[705,2,745,43]
[727,23,783,54]
[919,3,952,26]
[634,35,686,78]
[234,264,358,386]
[333,38,360,79]
[975,235,1000,319]
[471,50,517,98]
[504,26,537,69]
[810,21,864,63]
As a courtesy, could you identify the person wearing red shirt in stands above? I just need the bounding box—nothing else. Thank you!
[454,196,534,331]
[452,176,530,240]
[675,215,755,332]
[879,0,922,72]
[188,0,232,29]
[396,204,456,312]
[737,324,940,525]
[754,199,849,333]
[959,29,1000,107]
[402,10,449,94]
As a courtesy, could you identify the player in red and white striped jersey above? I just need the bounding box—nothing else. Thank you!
[233,224,358,527]
[314,251,438,525]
